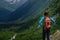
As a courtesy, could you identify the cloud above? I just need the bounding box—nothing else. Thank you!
[5,0,21,4]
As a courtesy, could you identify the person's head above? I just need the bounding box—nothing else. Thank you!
[44,11,49,16]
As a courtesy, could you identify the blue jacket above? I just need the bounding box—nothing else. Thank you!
[39,17,56,27]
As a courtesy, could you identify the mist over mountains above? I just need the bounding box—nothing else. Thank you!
[0,0,50,24]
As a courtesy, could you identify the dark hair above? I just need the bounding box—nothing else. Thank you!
[44,11,49,16]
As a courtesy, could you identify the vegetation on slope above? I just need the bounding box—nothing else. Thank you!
[0,0,60,40]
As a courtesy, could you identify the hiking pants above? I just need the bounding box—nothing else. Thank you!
[42,29,50,40]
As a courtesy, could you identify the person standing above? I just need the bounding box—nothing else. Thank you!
[39,11,56,40]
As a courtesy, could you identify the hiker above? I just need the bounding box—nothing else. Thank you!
[39,11,55,40]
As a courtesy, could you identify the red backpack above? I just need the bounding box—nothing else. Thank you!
[43,17,51,29]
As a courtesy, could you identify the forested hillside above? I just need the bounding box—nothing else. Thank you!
[0,0,60,40]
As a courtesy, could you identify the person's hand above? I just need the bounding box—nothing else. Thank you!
[36,25,40,30]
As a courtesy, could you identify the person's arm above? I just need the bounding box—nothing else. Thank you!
[39,17,44,27]
[50,17,56,26]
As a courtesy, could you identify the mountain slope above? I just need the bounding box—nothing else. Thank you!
[0,0,60,40]
[0,8,11,22]
[6,0,50,24]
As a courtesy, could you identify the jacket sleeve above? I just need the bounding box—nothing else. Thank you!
[50,17,56,26]
[39,17,44,27]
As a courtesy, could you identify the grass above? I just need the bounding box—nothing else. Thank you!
[0,31,15,40]
[0,0,60,40]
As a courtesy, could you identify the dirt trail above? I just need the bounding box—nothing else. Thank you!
[50,30,60,40]
[9,34,17,40]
